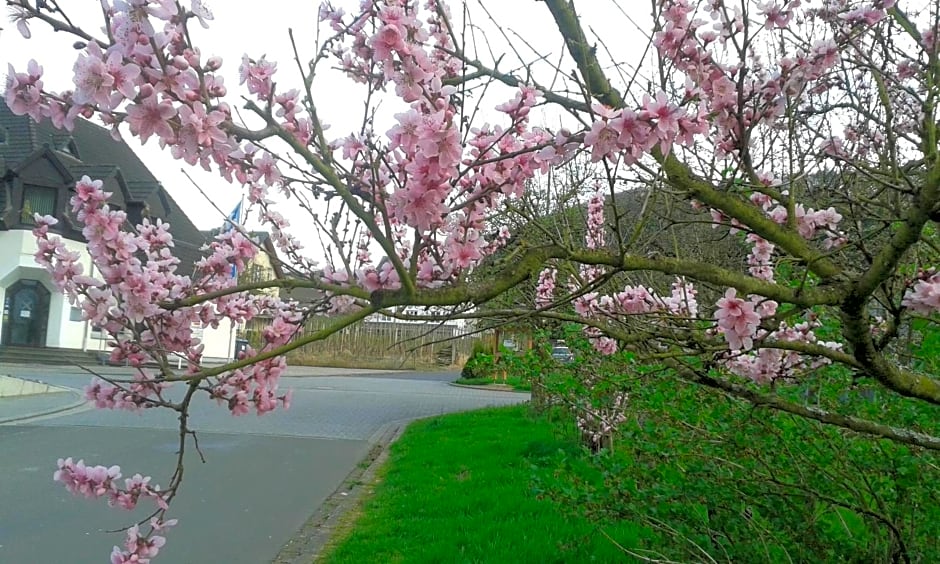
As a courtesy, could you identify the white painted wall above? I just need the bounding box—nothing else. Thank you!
[200,318,236,363]
[0,229,234,363]
[0,229,90,348]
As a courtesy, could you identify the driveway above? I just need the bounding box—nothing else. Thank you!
[0,366,526,563]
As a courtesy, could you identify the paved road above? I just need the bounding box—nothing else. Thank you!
[0,366,526,563]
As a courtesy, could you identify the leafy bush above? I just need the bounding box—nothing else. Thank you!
[470,339,490,357]
[532,365,940,562]
[454,377,493,386]
[461,351,495,379]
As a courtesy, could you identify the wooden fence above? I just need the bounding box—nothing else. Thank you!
[243,316,477,369]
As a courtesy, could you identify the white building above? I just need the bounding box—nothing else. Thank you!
[0,103,235,364]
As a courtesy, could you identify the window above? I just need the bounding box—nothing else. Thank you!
[52,135,78,157]
[63,139,79,156]
[21,184,57,224]
[241,263,271,285]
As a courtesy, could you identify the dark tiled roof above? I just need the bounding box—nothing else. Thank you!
[125,180,161,202]
[36,118,160,187]
[0,107,36,165]
[158,188,208,267]
[1,103,207,273]
[69,164,118,180]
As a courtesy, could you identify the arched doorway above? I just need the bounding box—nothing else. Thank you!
[1,279,51,347]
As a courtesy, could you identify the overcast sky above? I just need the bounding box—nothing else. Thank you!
[1,1,652,236]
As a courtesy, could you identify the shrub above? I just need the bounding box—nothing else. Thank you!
[461,351,495,379]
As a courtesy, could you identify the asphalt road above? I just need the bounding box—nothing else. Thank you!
[0,366,526,563]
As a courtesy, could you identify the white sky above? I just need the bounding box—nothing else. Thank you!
[0,1,653,236]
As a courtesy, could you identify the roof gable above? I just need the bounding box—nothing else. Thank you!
[0,106,37,167]
[13,146,75,186]
[1,103,207,273]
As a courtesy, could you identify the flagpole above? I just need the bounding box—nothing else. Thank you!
[227,192,246,361]
[237,193,246,231]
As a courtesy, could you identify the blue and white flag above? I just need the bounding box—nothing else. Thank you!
[225,200,243,278]
[224,200,242,232]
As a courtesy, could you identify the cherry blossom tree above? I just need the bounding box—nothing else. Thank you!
[6,0,940,559]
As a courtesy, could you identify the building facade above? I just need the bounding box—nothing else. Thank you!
[0,103,236,362]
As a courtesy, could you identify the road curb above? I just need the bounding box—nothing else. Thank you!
[449,381,531,394]
[0,374,73,397]
[273,421,407,563]
[0,390,88,424]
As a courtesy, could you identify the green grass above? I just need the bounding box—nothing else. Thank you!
[321,405,644,563]
[324,332,940,563]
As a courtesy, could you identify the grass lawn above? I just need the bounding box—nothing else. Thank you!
[321,405,643,563]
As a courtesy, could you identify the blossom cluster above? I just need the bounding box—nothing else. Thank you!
[6,0,321,271]
[585,190,606,249]
[576,389,628,451]
[722,317,843,384]
[33,177,268,377]
[33,174,299,419]
[31,173,297,558]
[54,457,175,563]
[653,0,845,157]
[583,95,707,163]
[542,190,836,386]
[535,268,557,309]
[714,288,761,351]
[903,270,940,315]
[319,2,575,293]
[111,520,177,564]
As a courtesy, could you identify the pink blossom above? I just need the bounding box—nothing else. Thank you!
[535,268,557,308]
[239,55,277,100]
[584,119,621,162]
[715,288,761,351]
[664,278,698,316]
[371,22,408,61]
[585,190,606,248]
[5,61,45,121]
[903,273,940,315]
[126,96,177,144]
[747,234,776,281]
[190,0,214,29]
[72,43,117,108]
[592,336,618,355]
[757,2,793,29]
[641,91,681,151]
[616,286,655,314]
[10,4,31,38]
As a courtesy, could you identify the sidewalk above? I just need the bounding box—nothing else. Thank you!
[0,375,86,424]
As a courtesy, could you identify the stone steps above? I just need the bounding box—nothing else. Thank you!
[0,345,105,366]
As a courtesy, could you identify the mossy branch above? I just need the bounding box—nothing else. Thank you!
[541,0,843,281]
[673,361,940,451]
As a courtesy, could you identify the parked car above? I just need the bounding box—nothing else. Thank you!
[550,343,574,363]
